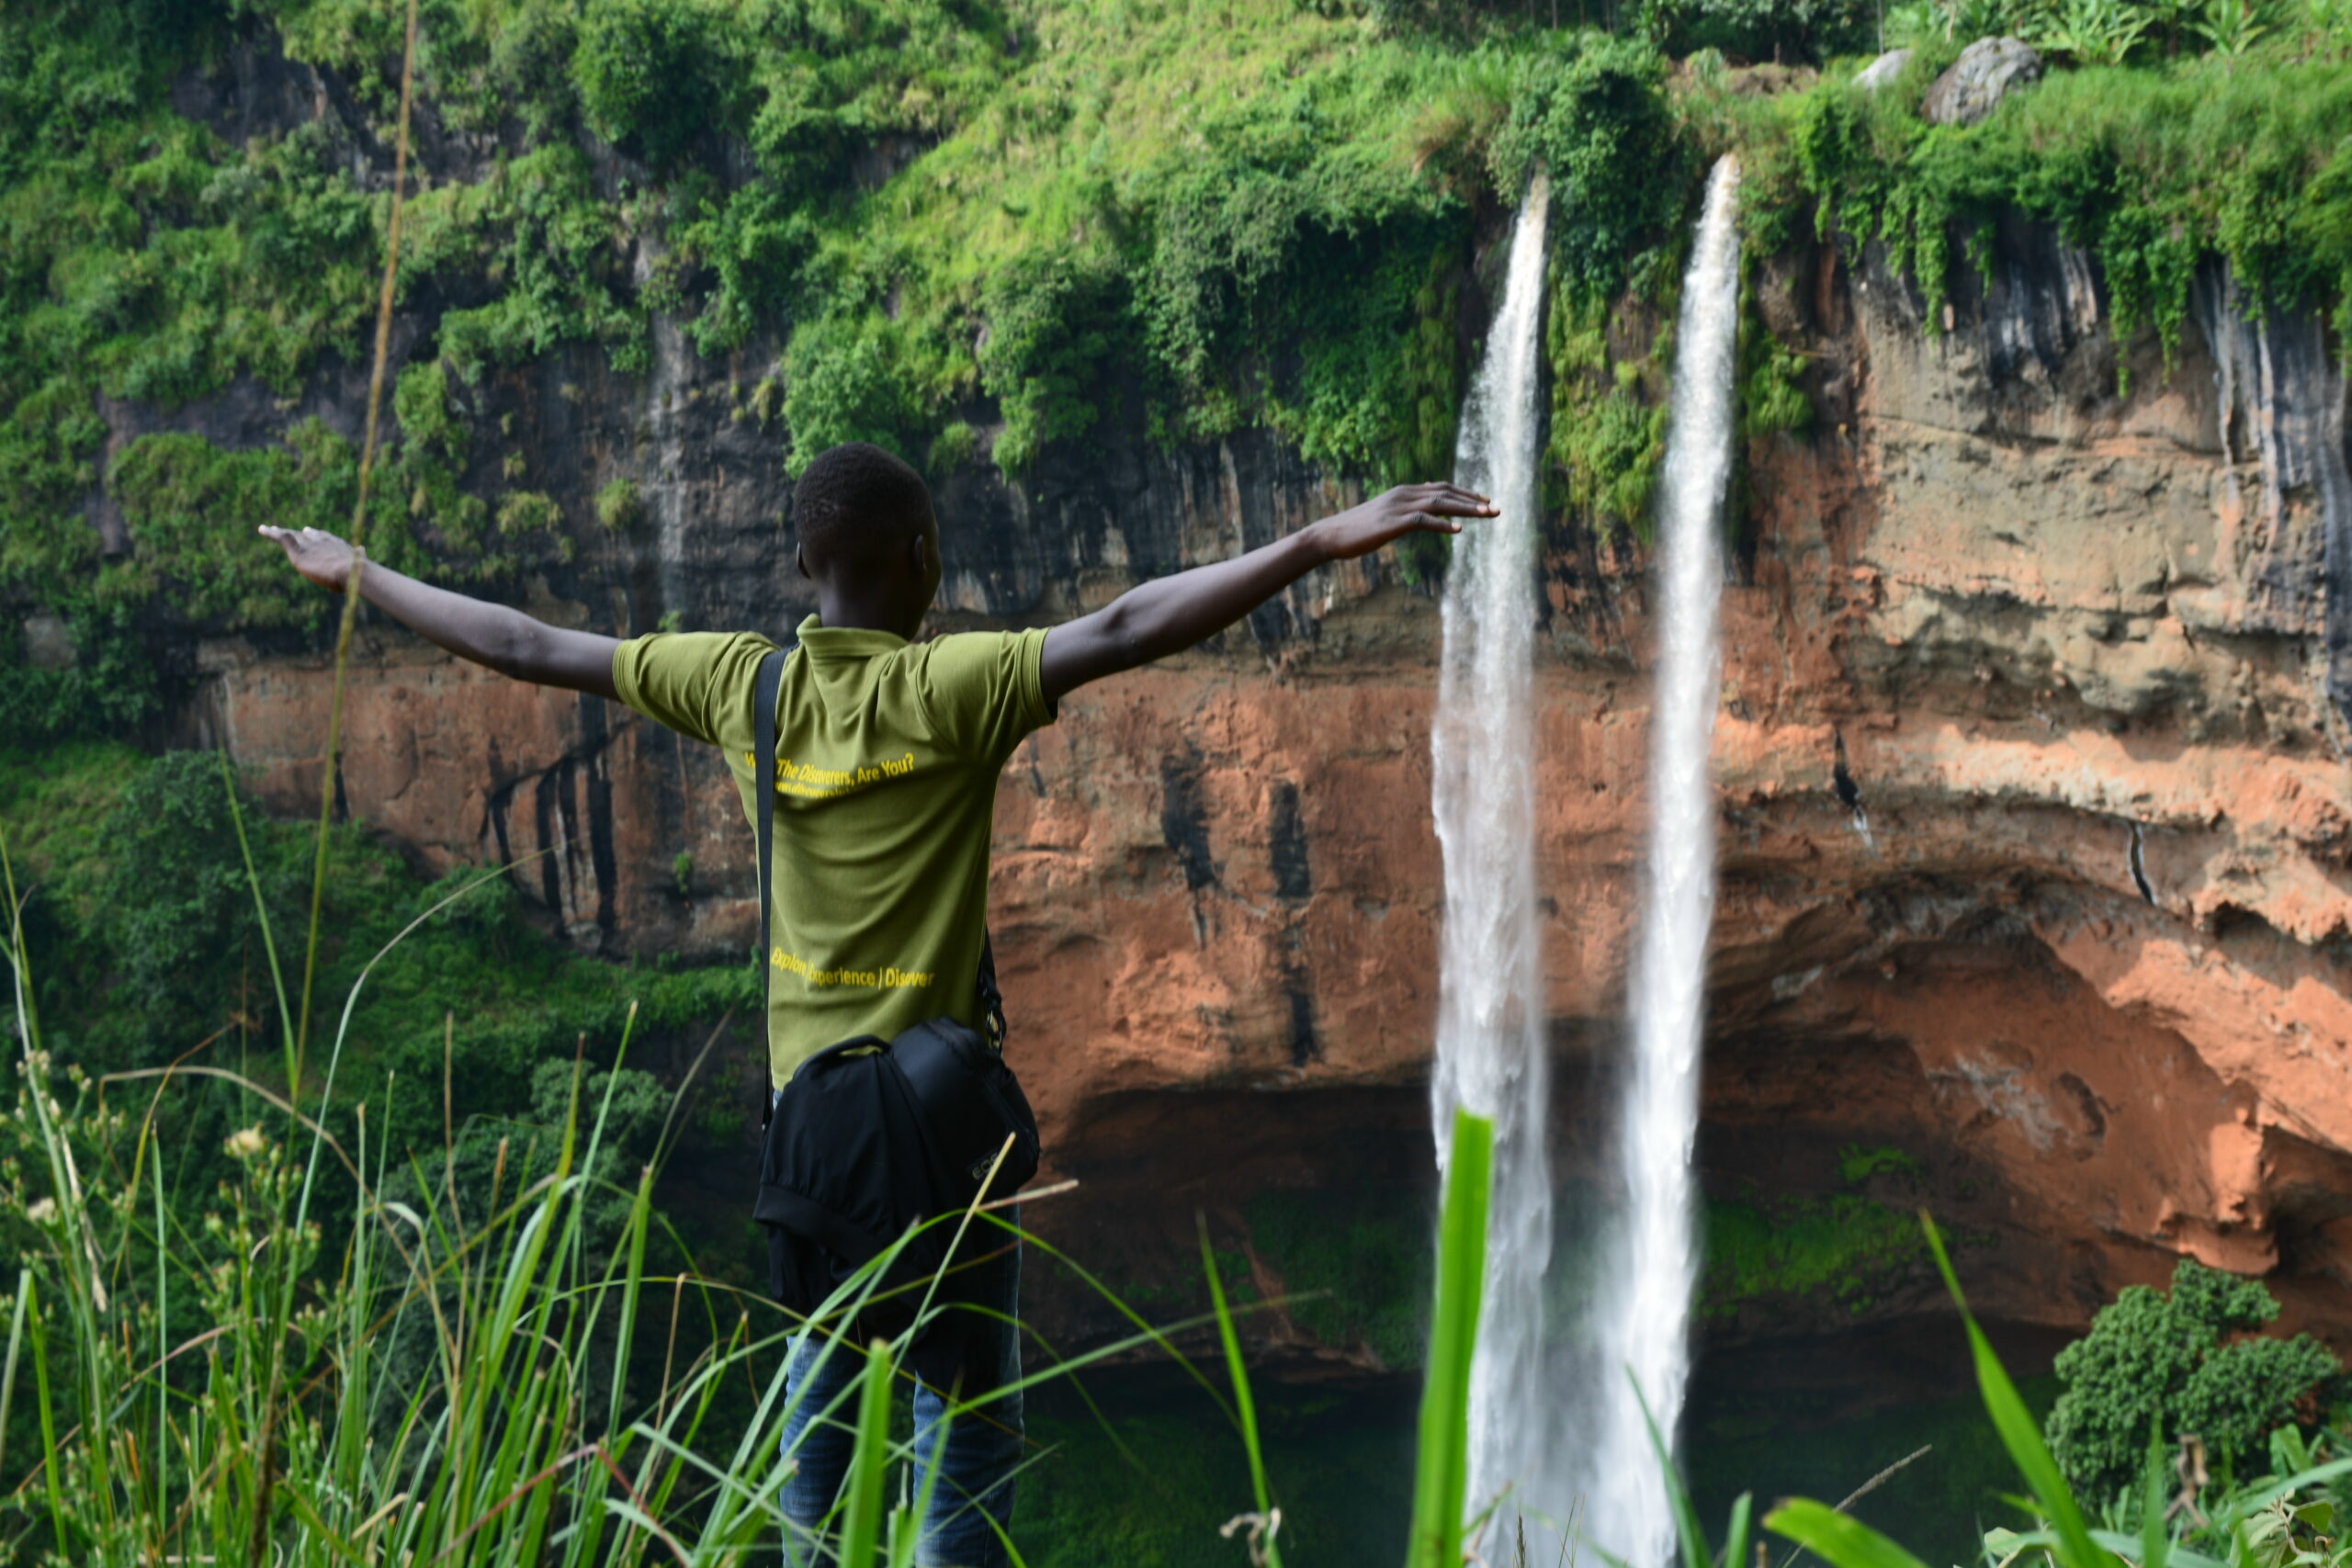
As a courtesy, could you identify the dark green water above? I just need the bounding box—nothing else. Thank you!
[1014,1323,2064,1567]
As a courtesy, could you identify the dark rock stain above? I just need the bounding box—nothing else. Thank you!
[580,693,618,941]
[1284,976,1319,1066]
[1159,746,1217,892]
[2056,1071,2108,1144]
[1269,780,1310,901]
[533,759,568,915]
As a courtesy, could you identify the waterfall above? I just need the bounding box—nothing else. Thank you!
[1576,153,1743,1565]
[1428,156,1739,1561]
[1429,174,1554,1520]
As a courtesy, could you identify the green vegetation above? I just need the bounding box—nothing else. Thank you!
[595,474,643,531]
[1025,1388,1417,1568]
[0,744,755,1169]
[1247,1188,1434,1370]
[1548,288,1675,542]
[3,0,2342,644]
[1837,1143,1924,1183]
[573,0,746,171]
[0,727,1506,1558]
[1702,1191,1925,1316]
[1691,1371,2063,1565]
[1246,1159,1935,1365]
[9,743,2352,1565]
[0,897,1204,1562]
[1700,1147,1928,1318]
[0,611,159,750]
[107,424,379,628]
[1408,1110,1490,1568]
[1763,1219,2352,1568]
[1754,23,2352,385]
[2044,1258,2345,1501]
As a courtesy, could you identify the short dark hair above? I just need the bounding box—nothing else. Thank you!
[792,442,933,573]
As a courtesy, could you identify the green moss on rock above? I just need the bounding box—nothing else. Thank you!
[1700,1190,1926,1319]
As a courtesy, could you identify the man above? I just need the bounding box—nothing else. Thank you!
[262,441,1491,1564]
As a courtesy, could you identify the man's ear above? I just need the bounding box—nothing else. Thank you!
[906,531,930,575]
[796,545,811,581]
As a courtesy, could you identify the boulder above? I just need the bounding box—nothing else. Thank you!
[1853,48,1914,93]
[1923,36,2042,126]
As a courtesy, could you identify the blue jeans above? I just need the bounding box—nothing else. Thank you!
[779,1231,1023,1568]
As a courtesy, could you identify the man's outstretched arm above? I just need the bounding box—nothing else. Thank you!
[1038,482,1494,704]
[260,525,620,699]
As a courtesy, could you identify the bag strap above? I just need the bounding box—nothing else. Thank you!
[754,641,791,1127]
[977,935,1006,1052]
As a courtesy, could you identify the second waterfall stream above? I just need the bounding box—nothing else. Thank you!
[1430,156,1742,1562]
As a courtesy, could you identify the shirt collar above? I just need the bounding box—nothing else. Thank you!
[794,613,908,659]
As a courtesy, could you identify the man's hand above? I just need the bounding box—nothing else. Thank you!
[255,523,620,699]
[1303,483,1497,562]
[259,525,361,592]
[1039,479,1496,704]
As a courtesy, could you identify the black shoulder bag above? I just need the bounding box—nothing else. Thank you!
[746,644,1041,1369]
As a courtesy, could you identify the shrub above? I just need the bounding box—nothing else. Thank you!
[1488,34,1690,308]
[2044,1258,2343,1501]
[413,146,643,381]
[1789,49,2352,379]
[0,610,159,749]
[1665,0,1877,63]
[105,423,372,630]
[1548,291,1672,542]
[781,310,912,475]
[672,182,812,355]
[978,251,1134,474]
[86,751,288,1050]
[927,420,979,476]
[496,489,565,537]
[573,0,741,168]
[596,475,644,531]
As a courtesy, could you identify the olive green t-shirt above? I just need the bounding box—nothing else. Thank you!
[612,615,1054,1082]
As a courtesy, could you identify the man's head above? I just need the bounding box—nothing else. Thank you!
[792,442,941,637]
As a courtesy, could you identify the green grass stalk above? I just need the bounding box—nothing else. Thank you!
[1204,1214,1286,1568]
[1409,1108,1493,1568]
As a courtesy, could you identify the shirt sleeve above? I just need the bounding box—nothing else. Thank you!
[914,628,1056,762]
[611,631,776,748]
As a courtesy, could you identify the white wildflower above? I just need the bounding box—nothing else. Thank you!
[225,1126,268,1160]
[26,1197,56,1224]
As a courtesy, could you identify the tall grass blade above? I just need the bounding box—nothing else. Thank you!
[1986,1526,2228,1568]
[884,1417,949,1568]
[836,1338,896,1568]
[1409,1108,1494,1568]
[1722,1492,1754,1568]
[24,1275,66,1550]
[0,1269,25,1495]
[2141,1417,2171,1568]
[217,748,294,1059]
[151,1130,170,1542]
[1764,1498,1935,1568]
[292,0,421,1093]
[1202,1214,1285,1568]
[1921,1213,2117,1568]
[1634,1375,1711,1568]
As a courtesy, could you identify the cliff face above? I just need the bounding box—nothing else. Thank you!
[148,179,2352,1350]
